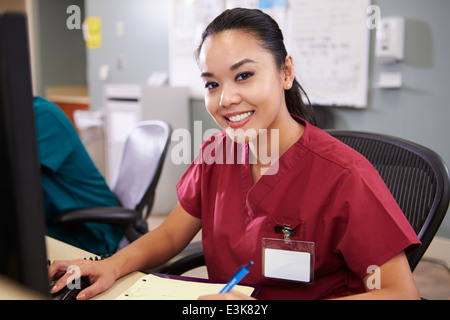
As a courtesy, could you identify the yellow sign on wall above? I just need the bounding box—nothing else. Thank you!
[84,17,102,49]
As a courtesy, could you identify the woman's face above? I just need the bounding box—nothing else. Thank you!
[198,30,292,142]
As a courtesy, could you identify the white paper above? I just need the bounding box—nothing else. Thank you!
[115,274,255,300]
[110,111,137,142]
[288,0,371,107]
[264,248,311,282]
[375,71,403,89]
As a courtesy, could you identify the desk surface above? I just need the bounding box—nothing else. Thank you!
[46,237,144,300]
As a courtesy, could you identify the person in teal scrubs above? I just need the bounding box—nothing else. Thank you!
[34,97,123,255]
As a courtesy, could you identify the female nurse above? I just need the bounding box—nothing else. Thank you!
[49,8,420,300]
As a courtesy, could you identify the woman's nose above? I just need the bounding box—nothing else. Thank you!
[219,85,241,108]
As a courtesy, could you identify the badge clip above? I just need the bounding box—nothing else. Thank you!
[274,224,295,243]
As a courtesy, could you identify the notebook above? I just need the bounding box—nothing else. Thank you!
[115,274,257,300]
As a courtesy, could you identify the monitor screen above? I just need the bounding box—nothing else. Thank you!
[0,12,49,296]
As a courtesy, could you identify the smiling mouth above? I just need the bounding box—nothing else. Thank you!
[225,111,255,123]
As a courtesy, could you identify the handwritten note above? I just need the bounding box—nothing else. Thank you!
[288,0,371,107]
[115,274,255,300]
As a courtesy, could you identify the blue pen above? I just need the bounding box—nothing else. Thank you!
[219,261,254,294]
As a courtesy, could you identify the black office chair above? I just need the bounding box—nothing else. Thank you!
[164,130,450,275]
[325,130,450,271]
[57,120,172,244]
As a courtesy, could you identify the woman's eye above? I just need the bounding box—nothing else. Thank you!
[205,82,219,90]
[235,72,254,82]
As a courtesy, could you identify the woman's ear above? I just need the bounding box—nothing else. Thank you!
[283,55,295,90]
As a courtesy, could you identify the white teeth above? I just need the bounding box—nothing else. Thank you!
[228,111,254,122]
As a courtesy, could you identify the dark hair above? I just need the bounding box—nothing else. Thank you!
[195,8,317,126]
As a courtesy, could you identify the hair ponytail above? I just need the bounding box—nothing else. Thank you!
[285,79,317,126]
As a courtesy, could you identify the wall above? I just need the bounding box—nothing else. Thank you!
[85,0,169,111]
[330,0,450,238]
[33,0,86,96]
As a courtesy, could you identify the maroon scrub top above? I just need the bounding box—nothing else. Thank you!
[176,117,420,300]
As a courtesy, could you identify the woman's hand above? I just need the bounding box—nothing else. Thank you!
[48,258,119,300]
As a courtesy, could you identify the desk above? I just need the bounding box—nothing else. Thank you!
[45,86,90,128]
[47,237,260,300]
[46,237,144,300]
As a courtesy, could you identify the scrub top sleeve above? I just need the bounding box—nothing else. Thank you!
[176,131,227,219]
[35,109,73,173]
[334,162,421,280]
[176,160,203,219]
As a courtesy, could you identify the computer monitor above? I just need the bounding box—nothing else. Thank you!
[0,12,49,296]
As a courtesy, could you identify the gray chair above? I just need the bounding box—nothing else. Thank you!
[57,120,172,244]
[165,130,450,274]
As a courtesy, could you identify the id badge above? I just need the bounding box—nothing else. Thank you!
[262,238,315,284]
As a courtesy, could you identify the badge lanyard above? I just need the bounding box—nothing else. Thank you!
[262,224,315,284]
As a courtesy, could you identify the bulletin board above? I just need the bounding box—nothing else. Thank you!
[169,0,371,108]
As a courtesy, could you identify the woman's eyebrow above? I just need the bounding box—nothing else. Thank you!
[201,59,257,78]
[201,71,214,78]
[230,58,257,71]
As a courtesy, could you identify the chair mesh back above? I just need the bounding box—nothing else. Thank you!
[331,135,437,238]
[326,130,450,270]
[112,121,170,212]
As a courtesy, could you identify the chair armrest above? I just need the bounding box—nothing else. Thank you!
[151,241,205,275]
[162,251,205,276]
[57,207,140,227]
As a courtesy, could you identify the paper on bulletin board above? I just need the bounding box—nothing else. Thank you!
[287,0,371,108]
[169,0,225,98]
[83,17,102,49]
[169,0,289,98]
[227,0,288,30]
[226,0,258,9]
[169,0,370,107]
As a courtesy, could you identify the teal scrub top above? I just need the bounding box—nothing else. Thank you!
[34,97,123,255]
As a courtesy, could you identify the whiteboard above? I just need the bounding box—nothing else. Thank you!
[169,0,371,108]
[287,0,371,108]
